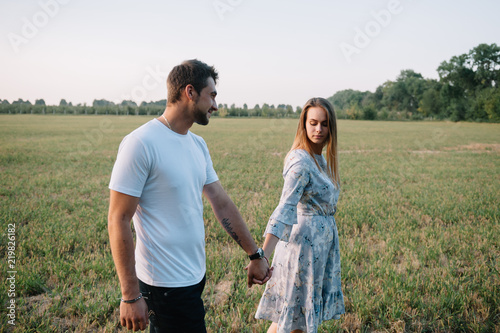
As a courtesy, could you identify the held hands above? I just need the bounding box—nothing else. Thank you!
[245,258,273,288]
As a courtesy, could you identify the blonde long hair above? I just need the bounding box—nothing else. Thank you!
[290,97,340,188]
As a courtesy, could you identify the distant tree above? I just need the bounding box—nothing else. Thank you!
[141,99,167,107]
[362,85,384,110]
[35,99,46,106]
[59,99,68,106]
[362,104,377,120]
[480,87,500,121]
[262,103,270,117]
[438,54,476,96]
[419,88,440,117]
[93,99,115,107]
[418,79,443,117]
[121,100,138,107]
[383,69,426,114]
[472,87,500,121]
[438,43,500,93]
[253,104,261,117]
[217,103,228,117]
[13,99,31,105]
[275,105,285,117]
[438,43,500,120]
[230,103,237,116]
[345,103,363,120]
[470,43,500,89]
[328,89,370,111]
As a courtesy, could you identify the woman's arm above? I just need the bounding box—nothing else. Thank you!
[263,233,280,261]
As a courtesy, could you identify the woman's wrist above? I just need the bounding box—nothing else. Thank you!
[263,246,274,260]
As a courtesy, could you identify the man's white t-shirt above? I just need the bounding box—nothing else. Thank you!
[109,119,218,288]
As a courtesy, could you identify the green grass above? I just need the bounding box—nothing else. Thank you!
[0,115,499,332]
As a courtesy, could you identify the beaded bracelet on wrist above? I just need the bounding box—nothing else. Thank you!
[120,293,143,304]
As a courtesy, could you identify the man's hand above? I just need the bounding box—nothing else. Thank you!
[120,298,149,331]
[245,258,273,288]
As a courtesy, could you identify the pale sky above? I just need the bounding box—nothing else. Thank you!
[1,0,499,108]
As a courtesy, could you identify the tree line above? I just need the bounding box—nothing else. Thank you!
[329,43,499,122]
[0,99,169,117]
[0,97,301,119]
[2,43,498,122]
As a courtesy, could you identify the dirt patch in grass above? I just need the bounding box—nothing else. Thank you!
[213,279,233,306]
[341,144,500,154]
[444,143,500,152]
[24,293,58,316]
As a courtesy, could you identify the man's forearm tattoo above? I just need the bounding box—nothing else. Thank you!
[221,218,242,247]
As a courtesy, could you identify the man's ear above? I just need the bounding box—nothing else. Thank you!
[184,84,195,101]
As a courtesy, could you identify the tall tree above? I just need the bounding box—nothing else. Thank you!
[438,43,500,120]
[470,43,500,89]
[438,53,476,95]
[418,80,443,117]
[383,70,425,113]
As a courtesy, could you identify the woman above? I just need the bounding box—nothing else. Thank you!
[255,97,345,333]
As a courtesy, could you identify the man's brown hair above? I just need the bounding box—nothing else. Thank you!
[167,59,218,104]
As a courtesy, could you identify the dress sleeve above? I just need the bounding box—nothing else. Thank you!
[264,151,310,242]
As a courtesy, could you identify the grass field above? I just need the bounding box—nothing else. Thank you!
[0,115,499,332]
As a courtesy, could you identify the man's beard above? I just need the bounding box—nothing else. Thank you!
[194,107,210,126]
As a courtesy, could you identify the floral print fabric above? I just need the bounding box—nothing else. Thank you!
[255,149,345,333]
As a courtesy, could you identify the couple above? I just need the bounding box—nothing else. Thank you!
[108,59,345,333]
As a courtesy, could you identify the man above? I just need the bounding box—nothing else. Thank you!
[108,59,270,332]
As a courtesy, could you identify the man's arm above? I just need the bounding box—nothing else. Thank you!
[203,181,270,287]
[108,190,148,331]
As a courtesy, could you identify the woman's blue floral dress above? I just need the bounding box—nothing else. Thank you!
[255,149,345,333]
